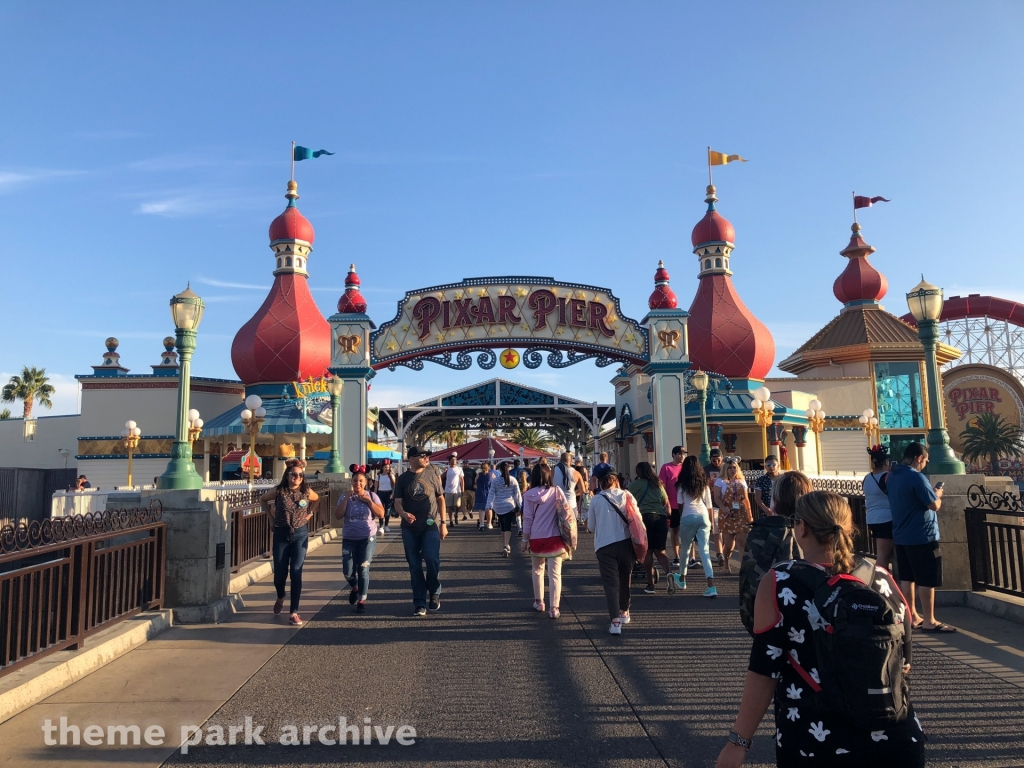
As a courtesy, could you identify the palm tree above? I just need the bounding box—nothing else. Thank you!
[0,408,10,419]
[442,429,467,448]
[1,367,55,420]
[507,427,555,451]
[959,413,1024,475]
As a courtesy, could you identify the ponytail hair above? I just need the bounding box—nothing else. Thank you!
[499,461,511,487]
[795,490,856,574]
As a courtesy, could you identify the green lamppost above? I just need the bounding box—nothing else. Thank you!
[691,370,711,465]
[324,375,344,473]
[906,277,965,475]
[157,284,206,489]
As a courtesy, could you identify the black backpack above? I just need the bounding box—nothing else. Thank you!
[790,559,910,731]
[739,515,799,635]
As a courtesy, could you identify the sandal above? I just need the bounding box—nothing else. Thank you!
[911,619,924,629]
[920,623,957,633]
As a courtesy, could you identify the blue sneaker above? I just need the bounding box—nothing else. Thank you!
[703,586,718,598]
[678,577,687,591]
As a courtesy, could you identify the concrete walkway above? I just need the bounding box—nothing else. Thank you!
[1,523,1023,767]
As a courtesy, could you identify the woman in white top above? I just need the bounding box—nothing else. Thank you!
[486,461,524,557]
[673,456,717,597]
[715,458,752,574]
[376,462,396,533]
[587,465,637,635]
[863,444,894,572]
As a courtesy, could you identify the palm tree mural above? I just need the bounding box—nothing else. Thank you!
[959,413,1024,475]
[506,428,555,451]
[1,367,55,420]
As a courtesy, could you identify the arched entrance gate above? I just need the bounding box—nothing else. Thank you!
[327,275,690,470]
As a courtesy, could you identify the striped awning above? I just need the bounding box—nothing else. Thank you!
[201,398,333,437]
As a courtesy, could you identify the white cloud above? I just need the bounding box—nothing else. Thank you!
[195,277,269,291]
[0,372,80,417]
[134,189,265,218]
[0,169,85,193]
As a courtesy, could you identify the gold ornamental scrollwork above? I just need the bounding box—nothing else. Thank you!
[657,329,680,349]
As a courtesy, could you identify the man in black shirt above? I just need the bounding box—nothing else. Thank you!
[394,446,447,616]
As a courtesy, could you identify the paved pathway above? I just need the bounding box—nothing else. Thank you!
[3,523,1024,767]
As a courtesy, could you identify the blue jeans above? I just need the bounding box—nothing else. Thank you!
[677,514,714,580]
[273,526,309,613]
[401,526,441,609]
[342,536,377,601]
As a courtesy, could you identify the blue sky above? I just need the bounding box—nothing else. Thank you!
[2,1,1023,416]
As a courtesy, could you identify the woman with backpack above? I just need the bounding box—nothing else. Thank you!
[672,456,717,597]
[863,445,894,573]
[627,462,673,594]
[717,458,752,574]
[716,491,923,768]
[588,464,640,634]
[486,461,524,557]
[521,462,571,618]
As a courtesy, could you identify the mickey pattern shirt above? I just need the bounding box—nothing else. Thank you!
[748,560,925,763]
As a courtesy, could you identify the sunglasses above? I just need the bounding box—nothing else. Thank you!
[288,472,304,478]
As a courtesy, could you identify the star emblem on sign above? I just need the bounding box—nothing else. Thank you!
[500,348,520,369]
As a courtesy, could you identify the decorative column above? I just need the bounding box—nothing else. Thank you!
[329,265,374,473]
[767,421,784,461]
[791,425,807,471]
[690,370,711,465]
[708,423,724,450]
[324,376,344,473]
[723,434,738,454]
[906,278,965,475]
[158,285,205,490]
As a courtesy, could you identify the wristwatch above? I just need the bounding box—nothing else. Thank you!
[728,731,752,749]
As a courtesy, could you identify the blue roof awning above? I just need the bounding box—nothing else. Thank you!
[202,398,333,437]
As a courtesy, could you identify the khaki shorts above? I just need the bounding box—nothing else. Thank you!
[444,492,462,510]
[463,490,475,510]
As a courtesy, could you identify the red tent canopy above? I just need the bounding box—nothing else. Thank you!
[428,437,553,464]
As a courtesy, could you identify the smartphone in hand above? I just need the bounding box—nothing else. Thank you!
[935,481,945,490]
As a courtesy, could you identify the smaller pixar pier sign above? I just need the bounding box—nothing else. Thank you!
[370,277,649,371]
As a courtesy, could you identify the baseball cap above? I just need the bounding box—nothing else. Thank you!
[709,448,722,458]
[407,446,432,458]
[594,464,617,480]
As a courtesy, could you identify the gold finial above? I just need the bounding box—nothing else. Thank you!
[851,222,862,232]
[286,180,299,201]
[705,184,718,204]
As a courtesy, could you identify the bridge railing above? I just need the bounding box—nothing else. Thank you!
[0,503,166,677]
[229,481,333,572]
[965,485,1024,598]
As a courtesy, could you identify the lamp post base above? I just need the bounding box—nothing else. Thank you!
[157,443,204,489]
[323,451,344,474]
[924,429,965,476]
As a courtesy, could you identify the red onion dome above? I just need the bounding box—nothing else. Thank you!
[269,181,315,244]
[833,223,887,304]
[337,264,368,314]
[691,185,735,247]
[687,278,775,380]
[648,260,678,310]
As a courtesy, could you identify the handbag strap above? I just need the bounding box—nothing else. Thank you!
[600,492,631,535]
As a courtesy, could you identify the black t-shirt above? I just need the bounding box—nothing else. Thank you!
[395,469,443,532]
[464,466,477,490]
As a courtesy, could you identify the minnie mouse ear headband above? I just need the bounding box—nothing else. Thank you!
[285,458,307,470]
[348,463,369,474]
[867,444,889,457]
[724,455,742,464]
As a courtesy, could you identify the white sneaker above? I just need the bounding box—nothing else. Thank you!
[383,526,391,533]
[609,619,622,635]
[487,523,493,530]
[619,610,631,625]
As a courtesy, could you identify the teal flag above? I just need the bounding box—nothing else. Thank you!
[294,146,334,161]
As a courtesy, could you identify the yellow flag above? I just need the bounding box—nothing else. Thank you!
[708,150,747,166]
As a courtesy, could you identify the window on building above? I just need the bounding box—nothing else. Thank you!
[874,362,925,429]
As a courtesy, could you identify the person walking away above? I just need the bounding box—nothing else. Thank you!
[658,446,687,569]
[514,458,530,532]
[672,456,717,597]
[716,491,924,768]
[863,444,895,573]
[627,462,674,594]
[474,461,494,530]
[260,459,319,626]
[376,461,396,533]
[752,456,780,518]
[335,471,384,613]
[887,442,953,632]
[462,463,477,520]
[521,462,571,618]
[442,454,465,526]
[704,448,726,565]
[394,446,448,617]
[486,461,524,556]
[588,465,638,634]
[574,460,590,522]
[553,452,583,523]
[716,458,752,574]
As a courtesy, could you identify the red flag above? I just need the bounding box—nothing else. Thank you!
[854,195,891,209]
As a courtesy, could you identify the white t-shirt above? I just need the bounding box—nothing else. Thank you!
[862,471,892,525]
[443,466,464,494]
[377,473,393,492]
[715,477,748,510]
[677,487,714,517]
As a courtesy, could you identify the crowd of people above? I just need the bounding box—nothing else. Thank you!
[258,438,950,767]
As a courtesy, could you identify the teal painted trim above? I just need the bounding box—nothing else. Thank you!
[76,374,241,384]
[843,299,881,308]
[642,361,691,375]
[641,308,690,324]
[78,435,175,441]
[327,312,377,329]
[76,454,174,460]
[328,366,375,380]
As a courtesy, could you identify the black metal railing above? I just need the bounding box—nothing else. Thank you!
[0,503,166,677]
[965,485,1024,598]
[229,481,333,572]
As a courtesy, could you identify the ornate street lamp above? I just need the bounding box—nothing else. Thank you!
[805,399,826,475]
[121,420,141,487]
[240,394,267,484]
[906,278,965,475]
[324,376,345,474]
[691,370,711,465]
[750,385,774,460]
[187,409,204,448]
[157,285,206,489]
[859,408,879,465]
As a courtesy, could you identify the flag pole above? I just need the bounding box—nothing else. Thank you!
[707,146,713,186]
[852,191,857,224]
[291,141,296,182]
